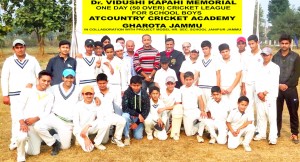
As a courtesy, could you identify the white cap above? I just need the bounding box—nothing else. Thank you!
[114,43,123,51]
[13,39,25,47]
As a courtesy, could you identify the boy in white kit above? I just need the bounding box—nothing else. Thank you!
[114,43,132,88]
[196,40,221,106]
[95,73,126,147]
[145,86,168,141]
[226,96,255,152]
[154,57,177,90]
[160,76,183,140]
[76,39,100,87]
[1,39,41,150]
[179,48,199,85]
[180,72,205,136]
[34,69,81,153]
[218,43,242,108]
[73,85,110,152]
[197,86,230,144]
[254,47,280,144]
[16,71,54,161]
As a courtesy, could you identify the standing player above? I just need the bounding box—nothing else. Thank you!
[180,47,199,85]
[46,40,76,85]
[218,43,242,108]
[182,42,191,60]
[159,76,183,140]
[1,39,41,150]
[227,96,255,152]
[196,40,221,106]
[16,71,54,161]
[115,43,132,90]
[181,72,205,136]
[235,36,247,62]
[154,57,177,90]
[123,40,136,77]
[254,47,280,144]
[272,34,300,143]
[134,34,160,92]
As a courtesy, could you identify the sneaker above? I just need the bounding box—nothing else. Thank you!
[197,135,204,143]
[243,144,252,152]
[173,134,179,141]
[290,134,299,144]
[269,140,277,145]
[51,140,61,156]
[124,138,130,146]
[111,137,125,147]
[147,134,153,140]
[253,134,266,141]
[9,142,17,151]
[94,144,106,150]
[209,137,216,144]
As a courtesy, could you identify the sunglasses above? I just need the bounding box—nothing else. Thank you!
[83,92,94,96]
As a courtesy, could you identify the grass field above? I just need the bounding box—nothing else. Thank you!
[0,46,299,162]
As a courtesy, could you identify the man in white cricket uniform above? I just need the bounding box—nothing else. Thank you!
[154,57,177,90]
[35,69,81,151]
[196,41,220,106]
[16,71,54,161]
[181,72,205,136]
[160,76,183,140]
[218,43,242,108]
[254,47,280,144]
[227,96,255,152]
[145,86,168,141]
[197,86,230,144]
[95,73,126,147]
[73,85,109,152]
[179,48,199,86]
[1,39,41,150]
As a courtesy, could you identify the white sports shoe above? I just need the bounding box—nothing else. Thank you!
[253,134,266,141]
[9,142,17,151]
[147,134,153,140]
[94,144,106,150]
[197,135,204,143]
[111,137,125,147]
[209,137,216,144]
[243,144,252,152]
[269,139,277,145]
[173,135,180,141]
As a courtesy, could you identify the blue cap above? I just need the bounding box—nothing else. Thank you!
[62,69,75,77]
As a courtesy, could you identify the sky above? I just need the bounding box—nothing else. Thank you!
[260,0,300,19]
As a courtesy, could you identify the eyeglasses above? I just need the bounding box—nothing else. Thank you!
[182,46,190,49]
[83,92,94,96]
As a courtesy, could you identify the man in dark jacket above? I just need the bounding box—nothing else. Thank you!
[160,38,185,88]
[272,34,300,144]
[122,76,150,145]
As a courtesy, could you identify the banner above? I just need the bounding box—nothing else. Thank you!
[74,0,255,53]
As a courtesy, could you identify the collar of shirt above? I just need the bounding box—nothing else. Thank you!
[13,53,28,60]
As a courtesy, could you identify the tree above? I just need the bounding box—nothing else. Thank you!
[268,0,289,23]
[267,9,300,40]
[1,0,72,55]
[253,2,265,41]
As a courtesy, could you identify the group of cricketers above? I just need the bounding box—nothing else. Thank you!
[1,33,300,161]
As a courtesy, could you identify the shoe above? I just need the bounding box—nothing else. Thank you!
[209,137,216,144]
[253,134,266,141]
[124,138,130,146]
[9,142,17,151]
[111,137,125,147]
[51,140,61,156]
[173,134,179,141]
[243,144,252,152]
[94,144,106,150]
[269,140,277,145]
[197,135,204,143]
[290,134,299,144]
[147,134,153,140]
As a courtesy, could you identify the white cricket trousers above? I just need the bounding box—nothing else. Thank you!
[17,125,42,162]
[102,113,126,143]
[222,86,241,108]
[34,113,73,149]
[198,119,228,144]
[245,83,256,114]
[170,104,183,138]
[10,95,20,144]
[183,108,200,136]
[74,121,109,152]
[200,88,212,107]
[144,115,167,140]
[228,124,255,149]
[255,97,277,140]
